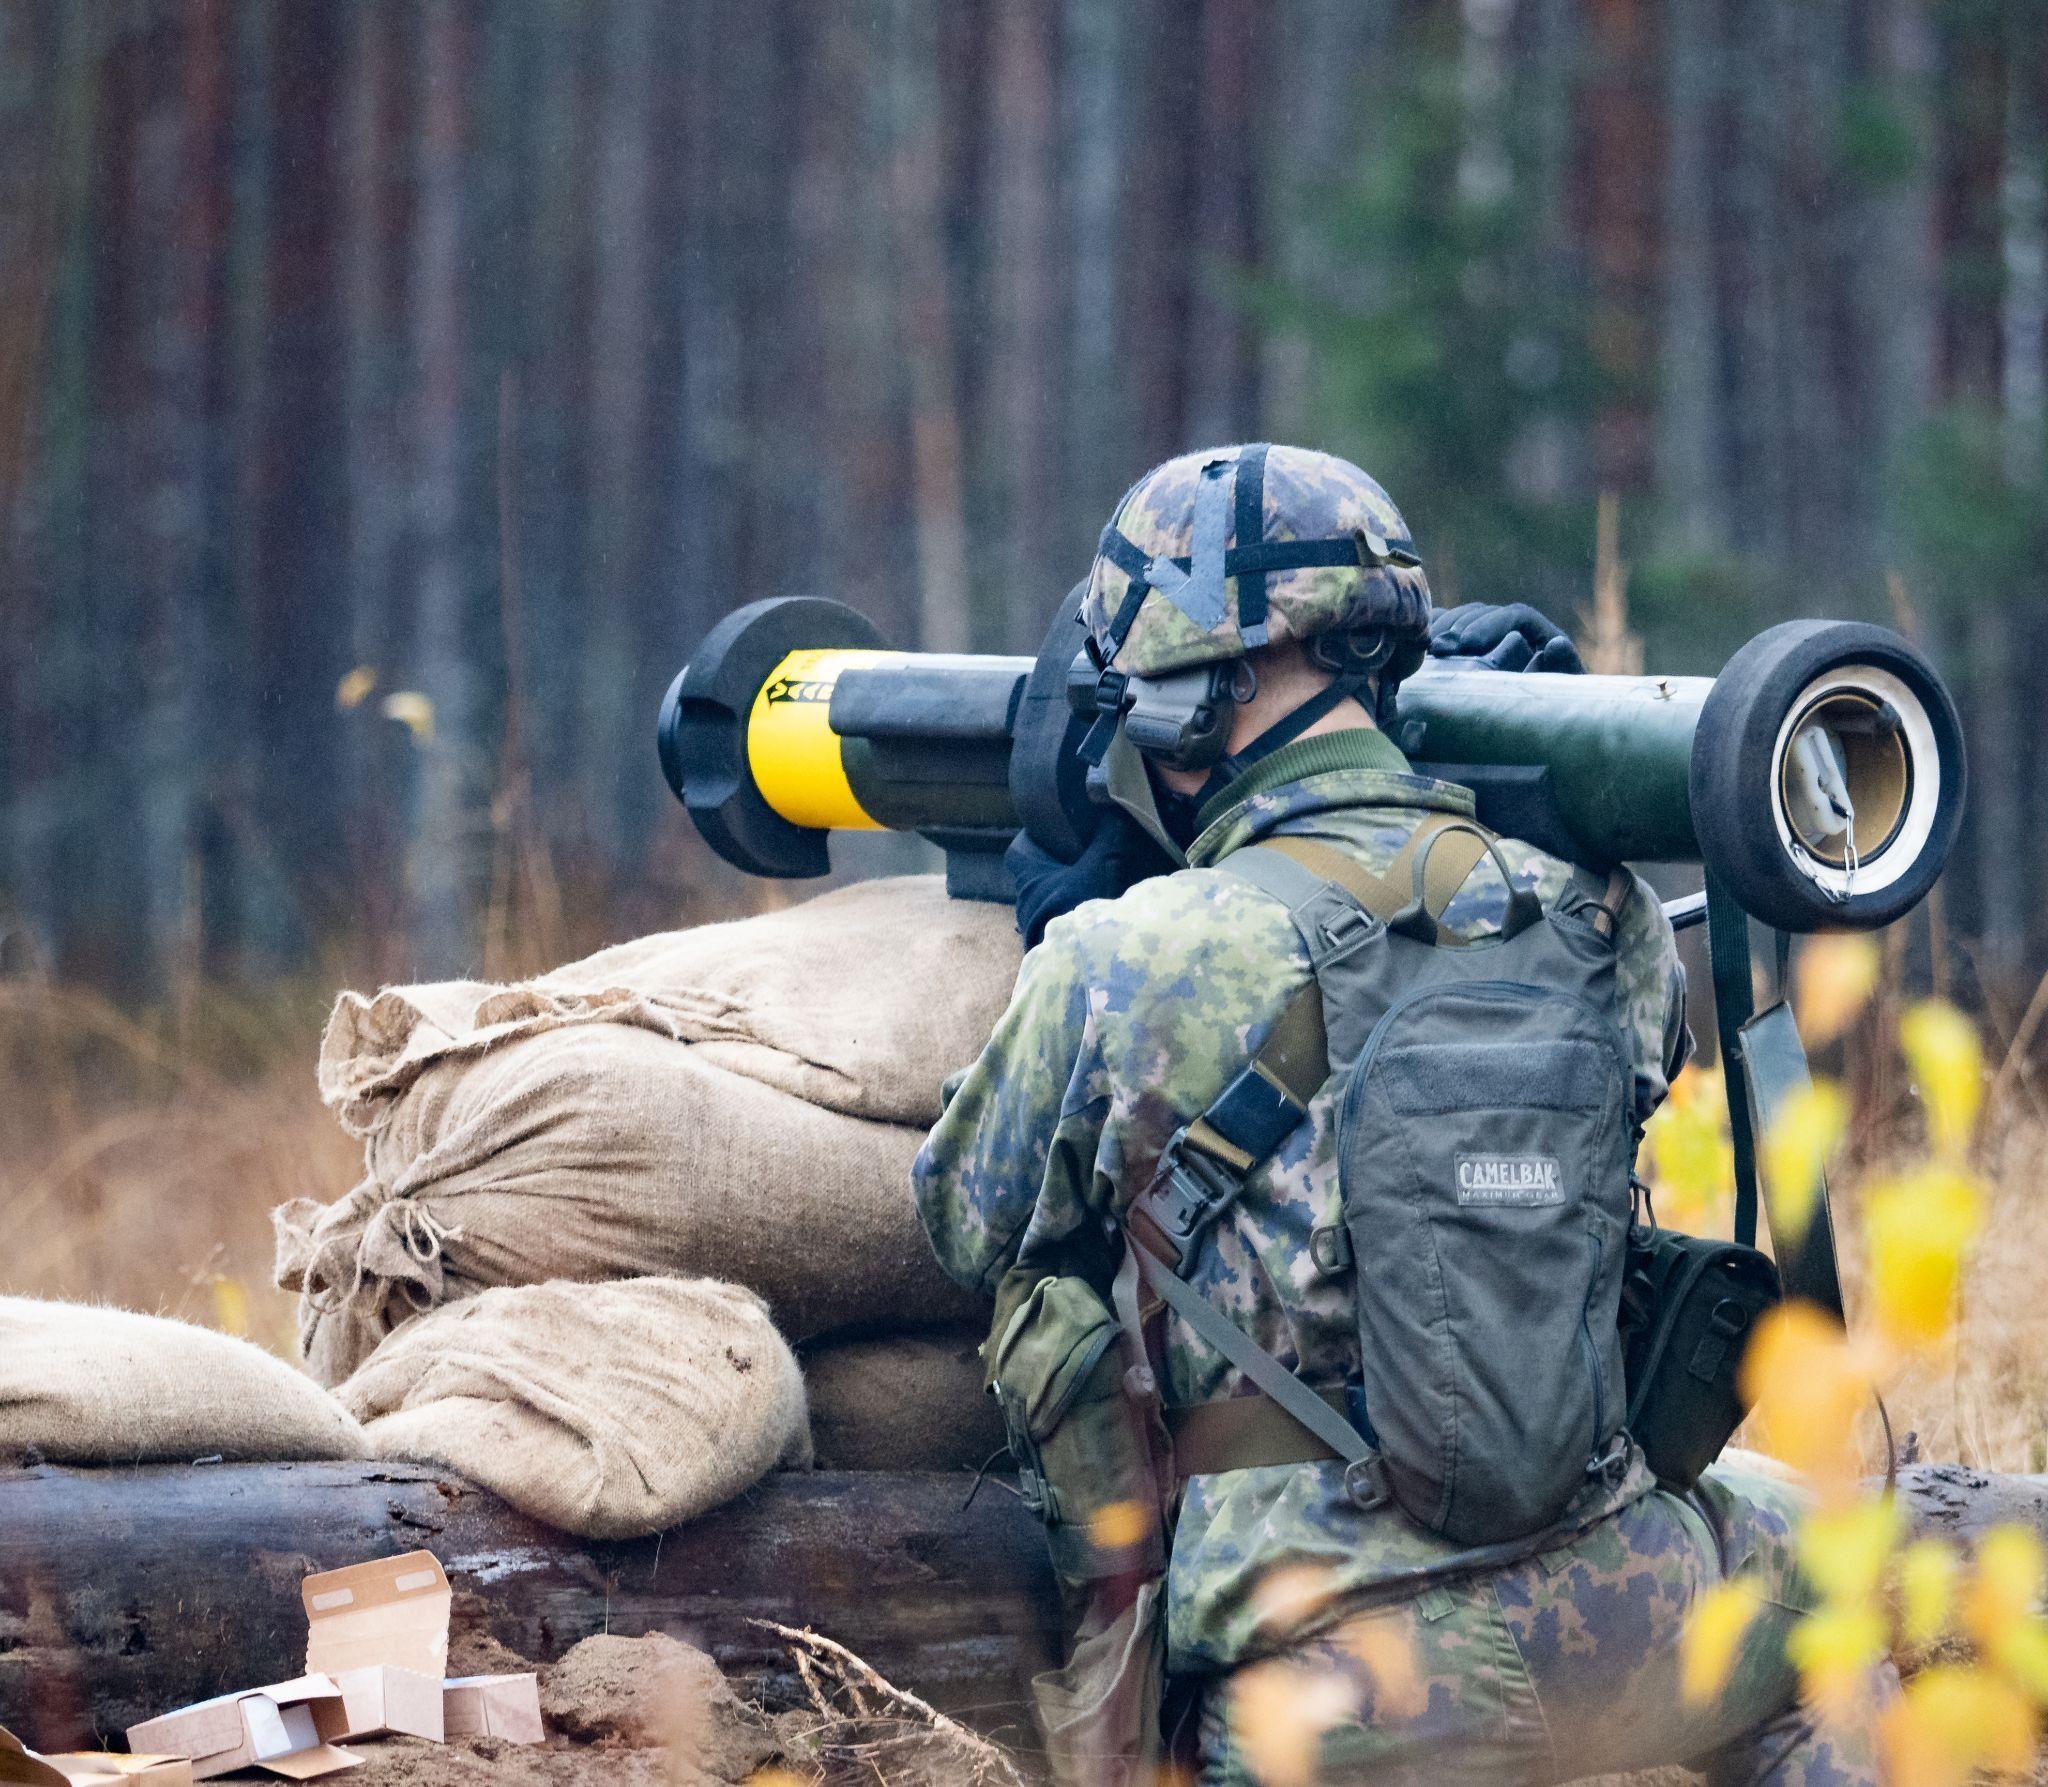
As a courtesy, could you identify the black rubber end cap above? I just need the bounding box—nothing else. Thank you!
[658,596,888,879]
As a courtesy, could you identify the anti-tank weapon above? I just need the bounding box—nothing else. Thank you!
[657,587,1967,1313]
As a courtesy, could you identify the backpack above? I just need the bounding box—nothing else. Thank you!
[1122,817,1641,1547]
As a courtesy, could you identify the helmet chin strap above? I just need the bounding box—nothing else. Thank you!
[1153,670,1377,843]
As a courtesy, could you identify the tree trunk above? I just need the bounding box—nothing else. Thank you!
[404,0,480,978]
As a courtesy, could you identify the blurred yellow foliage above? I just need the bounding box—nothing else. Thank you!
[380,690,436,744]
[1900,999,1983,1159]
[1681,994,2046,1780]
[1336,1611,1424,1722]
[1795,933,1881,1046]
[1759,1078,1847,1249]
[1737,1301,1875,1501]
[1679,1578,1762,1705]
[1784,1602,1890,1720]
[1797,1497,1902,1606]
[1880,1664,2038,1787]
[1643,1065,1733,1231]
[1088,1498,1153,1554]
[334,665,377,710]
[1863,1164,1985,1351]
[1228,1658,1354,1787]
[1896,1538,1960,1649]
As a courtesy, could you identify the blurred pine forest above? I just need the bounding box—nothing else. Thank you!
[2,0,2045,1001]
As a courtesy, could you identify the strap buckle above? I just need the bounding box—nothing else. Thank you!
[1586,1432,1631,1483]
[1342,1454,1393,1513]
[1144,1130,1245,1258]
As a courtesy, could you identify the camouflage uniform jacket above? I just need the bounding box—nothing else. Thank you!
[912,727,1693,1679]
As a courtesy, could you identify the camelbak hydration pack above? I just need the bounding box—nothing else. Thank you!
[1123,817,1640,1548]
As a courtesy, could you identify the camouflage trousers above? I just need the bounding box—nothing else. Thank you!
[1195,1465,1893,1786]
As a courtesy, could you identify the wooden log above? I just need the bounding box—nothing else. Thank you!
[0,1462,1062,1752]
[3,1460,2044,1755]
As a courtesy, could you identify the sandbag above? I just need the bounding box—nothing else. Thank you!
[802,1330,1007,1472]
[280,877,1014,1385]
[337,1277,809,1540]
[0,1297,364,1464]
[318,876,1019,1132]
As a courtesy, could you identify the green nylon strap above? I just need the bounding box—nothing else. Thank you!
[1704,871,1761,1250]
[1131,1243,1372,1466]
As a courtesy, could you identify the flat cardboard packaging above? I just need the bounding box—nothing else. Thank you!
[0,1726,191,1787]
[441,1676,544,1744]
[125,1678,360,1781]
[301,1552,451,1744]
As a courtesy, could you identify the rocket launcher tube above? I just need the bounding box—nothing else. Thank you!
[661,595,1964,932]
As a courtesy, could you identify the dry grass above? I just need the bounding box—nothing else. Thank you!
[0,976,354,1355]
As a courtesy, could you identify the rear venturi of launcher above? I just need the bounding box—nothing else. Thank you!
[658,590,1965,936]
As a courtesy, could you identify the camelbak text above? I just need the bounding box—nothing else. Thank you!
[1454,1154,1565,1207]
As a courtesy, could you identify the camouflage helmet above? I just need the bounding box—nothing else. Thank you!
[1079,443,1432,679]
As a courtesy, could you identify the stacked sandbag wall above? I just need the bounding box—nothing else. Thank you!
[269,876,1020,1529]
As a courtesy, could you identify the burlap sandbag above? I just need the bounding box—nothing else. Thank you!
[318,876,1018,1131]
[0,1297,364,1464]
[279,877,1015,1385]
[801,1329,1007,1472]
[338,1277,809,1539]
[276,1026,987,1384]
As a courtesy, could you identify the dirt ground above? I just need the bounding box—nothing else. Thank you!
[334,1627,1006,1787]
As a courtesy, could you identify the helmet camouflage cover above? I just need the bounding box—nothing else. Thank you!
[1080,443,1433,678]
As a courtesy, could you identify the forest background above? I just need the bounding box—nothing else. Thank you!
[3,0,2048,1344]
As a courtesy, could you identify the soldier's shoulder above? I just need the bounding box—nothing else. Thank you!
[1035,863,1300,980]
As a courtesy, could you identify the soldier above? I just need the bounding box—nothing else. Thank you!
[912,445,1890,1785]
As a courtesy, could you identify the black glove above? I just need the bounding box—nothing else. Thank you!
[1006,811,1173,949]
[1428,603,1584,674]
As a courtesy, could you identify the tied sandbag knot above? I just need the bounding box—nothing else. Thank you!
[276,1182,464,1319]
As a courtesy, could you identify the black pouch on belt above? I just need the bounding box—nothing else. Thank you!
[1619,1225,1781,1492]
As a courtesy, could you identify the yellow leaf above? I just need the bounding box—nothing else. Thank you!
[1759,1078,1847,1250]
[1785,1602,1889,1719]
[1864,1165,1985,1352]
[1900,1000,1984,1159]
[1088,1499,1153,1554]
[335,665,378,710]
[1680,1578,1763,1705]
[1228,1659,1355,1787]
[1249,1565,1339,1641]
[1644,1066,1733,1231]
[1962,1527,2047,1664]
[1797,1496,1903,1607]
[380,690,436,744]
[1879,1664,2038,1787]
[1336,1611,1424,1721]
[209,1275,250,1339]
[1738,1301,1873,1502]
[1796,933,1881,1047]
[1896,1538,1960,1650]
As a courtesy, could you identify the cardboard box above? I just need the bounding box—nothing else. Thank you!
[125,1679,359,1781]
[441,1676,543,1745]
[40,1757,193,1787]
[1,1726,192,1787]
[301,1553,449,1743]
